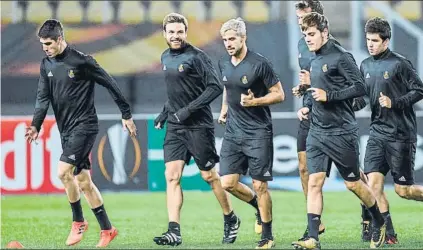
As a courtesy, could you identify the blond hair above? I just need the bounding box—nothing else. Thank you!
[163,13,188,31]
[220,17,246,37]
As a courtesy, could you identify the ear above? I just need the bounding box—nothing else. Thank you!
[383,38,390,47]
[163,30,166,38]
[323,28,329,38]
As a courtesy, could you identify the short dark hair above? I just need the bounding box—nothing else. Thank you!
[295,0,324,15]
[365,17,391,41]
[163,13,188,31]
[38,19,64,41]
[301,12,329,32]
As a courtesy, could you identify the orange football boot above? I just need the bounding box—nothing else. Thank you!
[66,220,88,246]
[96,226,118,248]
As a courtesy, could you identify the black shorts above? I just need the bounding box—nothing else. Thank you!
[219,136,273,181]
[364,136,416,185]
[60,130,97,175]
[306,131,360,182]
[163,128,219,171]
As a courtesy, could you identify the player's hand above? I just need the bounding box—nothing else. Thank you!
[379,92,392,108]
[122,118,137,137]
[308,88,327,102]
[299,70,311,85]
[292,85,301,98]
[297,107,310,121]
[154,112,167,129]
[240,89,255,107]
[218,112,227,125]
[25,126,39,144]
[173,107,191,123]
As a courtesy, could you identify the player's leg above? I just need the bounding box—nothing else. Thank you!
[189,129,240,244]
[76,168,118,247]
[358,170,373,236]
[296,128,326,241]
[364,136,397,244]
[245,137,275,249]
[388,141,423,201]
[153,129,187,246]
[220,136,261,234]
[57,160,87,246]
[63,130,118,247]
[297,127,309,199]
[58,133,91,246]
[292,133,329,250]
[332,133,386,248]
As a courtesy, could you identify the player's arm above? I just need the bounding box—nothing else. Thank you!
[241,60,284,107]
[352,97,367,111]
[84,55,132,120]
[173,53,223,122]
[389,60,423,109]
[84,55,136,136]
[325,53,366,101]
[30,60,50,133]
[303,91,313,110]
[154,101,169,129]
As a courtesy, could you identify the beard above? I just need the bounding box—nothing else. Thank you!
[166,38,186,50]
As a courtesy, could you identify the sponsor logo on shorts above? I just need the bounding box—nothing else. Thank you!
[399,176,406,182]
[347,172,355,178]
[68,154,76,161]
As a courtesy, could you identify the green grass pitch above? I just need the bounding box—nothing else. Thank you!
[2,190,422,249]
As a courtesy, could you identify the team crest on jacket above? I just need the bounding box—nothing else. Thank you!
[241,75,248,84]
[68,69,75,78]
[178,64,184,72]
[383,71,389,79]
[322,64,328,72]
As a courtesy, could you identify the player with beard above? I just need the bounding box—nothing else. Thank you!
[152,13,240,246]
[218,17,285,249]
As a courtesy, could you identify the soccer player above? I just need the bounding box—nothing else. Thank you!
[360,17,423,244]
[218,17,285,249]
[292,1,373,242]
[25,19,137,247]
[152,13,240,246]
[290,13,387,250]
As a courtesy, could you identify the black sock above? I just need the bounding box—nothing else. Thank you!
[224,210,236,223]
[70,199,84,222]
[92,204,112,230]
[381,211,395,235]
[248,195,259,211]
[307,213,321,240]
[367,202,384,227]
[262,220,273,240]
[168,221,181,235]
[361,204,372,221]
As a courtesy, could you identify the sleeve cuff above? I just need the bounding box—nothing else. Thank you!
[122,113,132,120]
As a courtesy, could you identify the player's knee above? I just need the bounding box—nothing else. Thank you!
[308,174,324,192]
[221,178,236,192]
[165,169,182,184]
[394,184,411,199]
[344,180,359,192]
[75,172,93,192]
[200,170,217,183]
[298,163,308,176]
[252,180,268,195]
[57,169,73,183]
[77,179,93,193]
